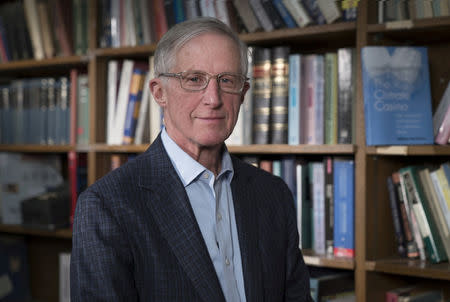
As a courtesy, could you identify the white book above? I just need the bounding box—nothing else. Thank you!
[134,71,151,144]
[59,253,71,302]
[200,0,216,17]
[111,60,134,145]
[23,0,45,60]
[282,0,312,27]
[214,0,231,26]
[110,0,121,47]
[124,0,137,46]
[312,162,325,255]
[149,56,162,143]
[288,54,301,145]
[317,0,342,24]
[106,60,119,145]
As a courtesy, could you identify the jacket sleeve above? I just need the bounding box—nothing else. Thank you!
[70,188,138,302]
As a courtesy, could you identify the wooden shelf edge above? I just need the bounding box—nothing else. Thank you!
[94,44,156,57]
[303,249,355,270]
[367,16,450,33]
[0,55,88,71]
[0,145,75,153]
[366,145,450,156]
[0,224,72,239]
[228,144,355,154]
[239,21,357,44]
[365,259,450,281]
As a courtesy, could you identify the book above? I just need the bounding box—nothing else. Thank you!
[309,268,354,302]
[398,290,444,302]
[288,53,301,145]
[23,0,45,60]
[270,46,290,144]
[252,47,272,144]
[37,0,55,58]
[324,156,334,256]
[148,56,163,143]
[296,160,312,249]
[76,74,89,145]
[260,0,287,29]
[282,0,312,27]
[387,174,407,257]
[337,48,355,144]
[134,71,151,145]
[399,166,448,263]
[311,161,325,255]
[272,0,298,28]
[232,0,262,33]
[301,0,326,24]
[111,59,134,145]
[123,68,146,145]
[324,52,338,144]
[317,0,342,24]
[333,158,354,258]
[386,286,416,302]
[391,172,420,259]
[242,47,255,145]
[418,167,450,258]
[107,60,119,144]
[59,252,71,302]
[433,81,450,145]
[362,46,434,146]
[0,235,31,302]
[249,0,275,31]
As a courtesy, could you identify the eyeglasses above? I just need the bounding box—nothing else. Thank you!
[158,70,248,94]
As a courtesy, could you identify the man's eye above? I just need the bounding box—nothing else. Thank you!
[186,74,205,83]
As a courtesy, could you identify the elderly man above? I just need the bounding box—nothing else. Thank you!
[71,17,312,302]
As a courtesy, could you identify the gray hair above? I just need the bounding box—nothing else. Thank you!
[153,17,248,76]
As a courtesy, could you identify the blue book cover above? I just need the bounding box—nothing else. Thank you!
[362,46,434,146]
[333,158,354,258]
[272,0,297,28]
[288,54,301,145]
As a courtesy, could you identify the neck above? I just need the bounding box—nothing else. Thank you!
[186,143,223,177]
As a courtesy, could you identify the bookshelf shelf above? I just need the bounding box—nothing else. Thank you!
[303,249,355,270]
[366,145,450,156]
[0,55,88,72]
[0,224,72,239]
[0,145,75,153]
[228,144,355,154]
[90,143,150,153]
[94,44,157,58]
[240,22,357,47]
[365,259,450,281]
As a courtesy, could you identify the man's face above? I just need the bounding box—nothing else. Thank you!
[151,33,248,154]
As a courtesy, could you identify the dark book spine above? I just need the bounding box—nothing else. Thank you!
[270,46,290,144]
[337,48,355,144]
[252,47,272,144]
[261,0,286,29]
[387,175,407,257]
[324,156,334,256]
[392,172,420,259]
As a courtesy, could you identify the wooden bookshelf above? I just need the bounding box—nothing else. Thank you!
[0,0,449,301]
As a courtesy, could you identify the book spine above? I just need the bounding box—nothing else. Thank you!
[333,158,355,258]
[324,156,334,256]
[249,0,275,31]
[23,0,45,60]
[435,105,450,145]
[270,46,290,144]
[337,48,354,144]
[281,0,312,27]
[123,68,146,145]
[311,161,325,255]
[316,0,342,24]
[134,71,151,145]
[387,175,407,257]
[313,55,324,145]
[76,75,89,145]
[296,162,312,249]
[39,78,49,145]
[153,0,168,40]
[288,54,301,145]
[107,60,119,145]
[324,52,338,144]
[392,172,420,259]
[301,0,326,24]
[272,0,297,28]
[400,167,448,263]
[47,78,57,145]
[70,69,78,145]
[260,0,286,29]
[252,47,272,144]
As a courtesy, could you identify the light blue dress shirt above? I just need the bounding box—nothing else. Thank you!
[161,128,246,302]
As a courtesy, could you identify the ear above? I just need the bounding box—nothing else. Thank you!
[240,81,250,104]
[149,78,167,108]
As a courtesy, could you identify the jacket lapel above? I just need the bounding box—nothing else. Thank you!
[137,137,226,302]
[231,157,265,302]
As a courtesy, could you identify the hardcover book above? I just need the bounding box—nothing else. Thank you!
[362,46,434,146]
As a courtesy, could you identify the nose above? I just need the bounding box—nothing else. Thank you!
[202,76,222,107]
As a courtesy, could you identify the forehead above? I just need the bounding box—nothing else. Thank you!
[174,33,241,72]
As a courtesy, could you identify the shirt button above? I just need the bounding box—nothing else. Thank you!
[217,213,222,221]
[203,172,209,179]
[225,258,230,266]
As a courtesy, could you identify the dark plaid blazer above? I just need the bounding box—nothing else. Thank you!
[71,135,312,301]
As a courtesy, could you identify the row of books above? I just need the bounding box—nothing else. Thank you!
[385,286,444,302]
[0,74,89,146]
[228,46,356,146]
[387,162,450,263]
[0,0,88,63]
[243,155,355,258]
[106,58,162,145]
[362,46,450,146]
[308,267,355,301]
[98,0,359,49]
[378,0,450,23]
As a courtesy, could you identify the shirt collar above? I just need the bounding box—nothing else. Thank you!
[161,127,234,186]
